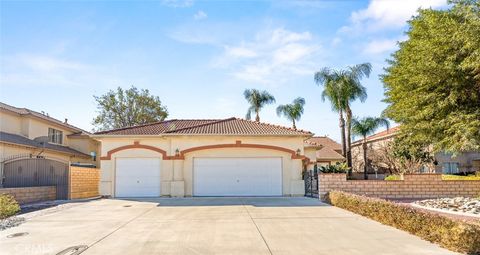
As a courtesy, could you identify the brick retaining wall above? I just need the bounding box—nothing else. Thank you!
[0,186,56,204]
[319,173,480,200]
[69,167,100,199]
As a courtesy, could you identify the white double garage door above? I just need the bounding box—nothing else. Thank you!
[115,157,283,197]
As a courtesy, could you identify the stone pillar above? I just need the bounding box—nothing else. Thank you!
[173,160,184,181]
[171,159,185,197]
[290,159,305,196]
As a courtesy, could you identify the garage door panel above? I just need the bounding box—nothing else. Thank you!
[115,158,161,197]
[194,157,282,196]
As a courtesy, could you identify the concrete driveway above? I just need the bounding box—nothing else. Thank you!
[0,197,458,255]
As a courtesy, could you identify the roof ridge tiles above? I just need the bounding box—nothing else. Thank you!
[234,118,312,135]
[94,117,313,136]
[163,118,235,133]
[94,119,179,134]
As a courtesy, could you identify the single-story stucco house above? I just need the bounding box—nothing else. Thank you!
[304,136,344,169]
[92,118,313,198]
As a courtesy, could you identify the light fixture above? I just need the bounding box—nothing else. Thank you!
[175,148,180,157]
[90,151,97,161]
[296,149,301,156]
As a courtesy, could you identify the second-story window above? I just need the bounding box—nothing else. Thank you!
[48,128,63,144]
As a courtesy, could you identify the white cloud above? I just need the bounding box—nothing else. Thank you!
[214,28,321,85]
[168,22,235,45]
[331,37,342,47]
[18,54,86,72]
[0,54,115,88]
[344,0,447,33]
[224,46,258,58]
[193,10,207,20]
[161,0,194,8]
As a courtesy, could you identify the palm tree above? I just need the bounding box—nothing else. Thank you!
[314,63,371,172]
[244,89,276,122]
[344,63,371,170]
[276,97,305,130]
[314,68,348,160]
[351,116,390,180]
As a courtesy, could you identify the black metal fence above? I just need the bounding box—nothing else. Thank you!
[2,157,69,199]
[304,169,319,198]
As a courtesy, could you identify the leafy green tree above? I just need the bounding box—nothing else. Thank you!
[314,63,371,171]
[92,86,168,131]
[351,116,390,179]
[276,97,306,130]
[382,0,480,153]
[244,89,276,122]
[391,138,434,172]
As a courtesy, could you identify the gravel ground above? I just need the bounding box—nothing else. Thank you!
[0,216,25,231]
[414,197,480,215]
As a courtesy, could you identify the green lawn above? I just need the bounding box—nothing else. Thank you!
[441,174,480,181]
[384,174,480,181]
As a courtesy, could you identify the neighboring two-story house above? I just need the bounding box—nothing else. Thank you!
[0,102,99,166]
[351,126,480,174]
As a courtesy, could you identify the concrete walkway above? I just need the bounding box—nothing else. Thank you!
[0,197,458,255]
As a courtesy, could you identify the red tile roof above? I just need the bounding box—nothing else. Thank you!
[352,126,400,144]
[94,118,313,136]
[305,136,342,150]
[305,136,344,160]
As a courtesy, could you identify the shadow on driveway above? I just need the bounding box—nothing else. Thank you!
[113,196,330,207]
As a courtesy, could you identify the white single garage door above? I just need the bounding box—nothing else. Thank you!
[193,157,282,196]
[115,158,161,197]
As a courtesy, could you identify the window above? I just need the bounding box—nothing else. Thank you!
[48,128,63,144]
[442,162,459,174]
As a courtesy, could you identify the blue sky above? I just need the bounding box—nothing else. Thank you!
[0,0,447,141]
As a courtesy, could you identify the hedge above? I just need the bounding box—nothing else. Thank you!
[0,194,20,219]
[327,191,480,255]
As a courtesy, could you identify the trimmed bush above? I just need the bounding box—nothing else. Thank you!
[0,194,20,219]
[327,191,480,255]
[319,162,348,173]
[384,175,402,181]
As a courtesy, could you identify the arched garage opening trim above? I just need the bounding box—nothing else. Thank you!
[100,141,169,160]
[179,140,308,160]
[100,141,309,161]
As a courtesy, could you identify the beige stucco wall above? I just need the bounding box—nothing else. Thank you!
[304,147,316,170]
[98,136,307,197]
[1,111,75,143]
[0,111,22,135]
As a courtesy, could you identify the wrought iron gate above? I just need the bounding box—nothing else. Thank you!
[304,169,319,198]
[2,157,69,199]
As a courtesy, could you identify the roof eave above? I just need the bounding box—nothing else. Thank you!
[91,133,313,138]
[0,141,91,159]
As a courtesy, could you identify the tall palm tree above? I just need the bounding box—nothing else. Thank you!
[344,63,371,170]
[314,68,348,160]
[351,116,389,180]
[314,63,371,172]
[244,89,276,122]
[276,97,306,130]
